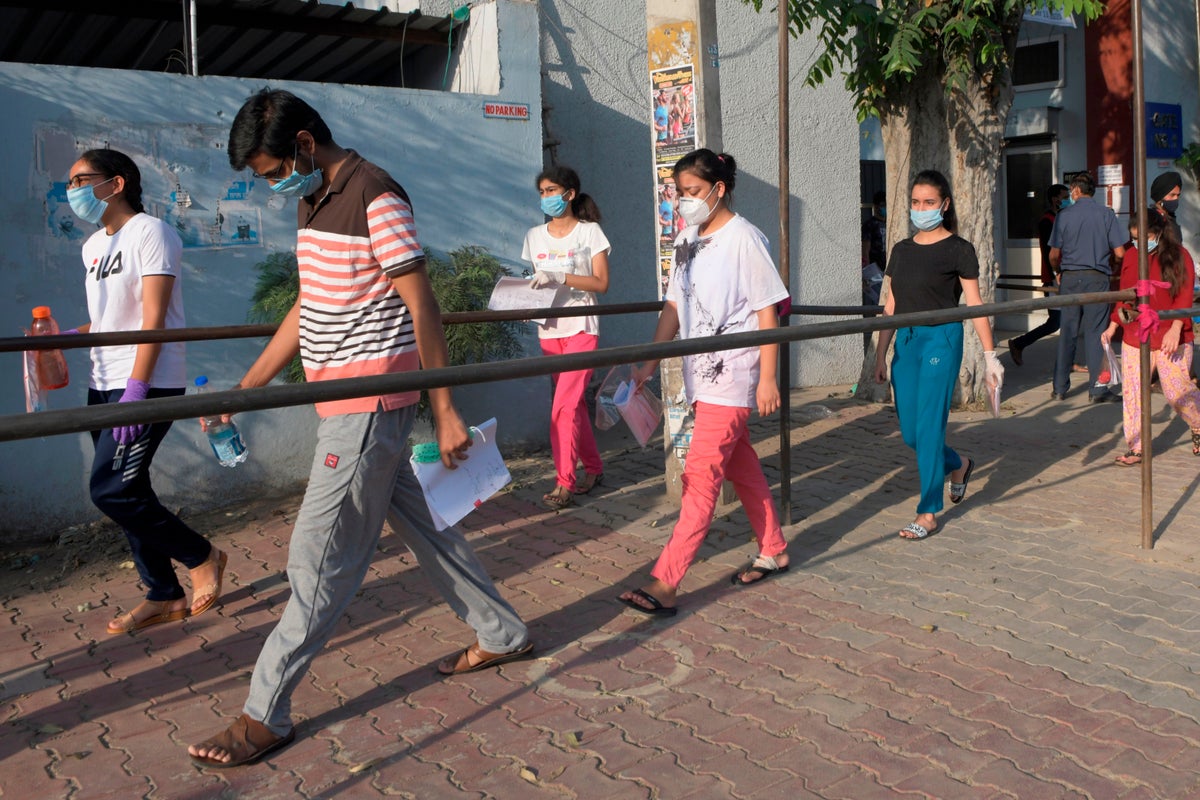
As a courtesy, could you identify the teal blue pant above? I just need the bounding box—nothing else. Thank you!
[891,323,964,515]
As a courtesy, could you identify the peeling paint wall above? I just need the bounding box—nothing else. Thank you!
[538,0,861,388]
[0,0,544,537]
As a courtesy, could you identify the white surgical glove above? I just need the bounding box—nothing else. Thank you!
[530,270,565,290]
[983,350,1004,388]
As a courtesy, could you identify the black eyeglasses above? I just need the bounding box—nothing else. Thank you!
[67,172,107,189]
[251,159,290,182]
[251,143,300,182]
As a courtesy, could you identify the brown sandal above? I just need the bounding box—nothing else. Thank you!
[106,598,188,635]
[543,485,574,509]
[188,713,295,769]
[189,547,228,618]
[1114,450,1143,466]
[573,472,604,495]
[1192,431,1200,456]
[437,641,535,675]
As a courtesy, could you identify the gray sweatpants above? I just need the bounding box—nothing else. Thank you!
[244,405,528,735]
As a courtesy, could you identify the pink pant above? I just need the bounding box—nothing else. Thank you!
[1121,341,1200,453]
[541,333,603,490]
[651,401,786,588]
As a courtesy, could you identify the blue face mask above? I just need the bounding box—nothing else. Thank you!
[270,147,323,199]
[1060,196,1074,209]
[1131,238,1159,252]
[910,208,943,232]
[540,193,568,218]
[67,177,116,224]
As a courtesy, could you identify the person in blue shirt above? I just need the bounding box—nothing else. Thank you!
[653,91,670,143]
[1048,171,1127,402]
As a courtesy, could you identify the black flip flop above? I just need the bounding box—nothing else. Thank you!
[618,588,677,617]
[730,558,790,587]
[949,458,975,504]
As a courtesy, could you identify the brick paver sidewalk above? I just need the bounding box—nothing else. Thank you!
[4,341,1200,798]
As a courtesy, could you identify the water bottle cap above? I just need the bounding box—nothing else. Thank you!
[411,442,442,463]
[32,306,51,319]
[194,375,209,387]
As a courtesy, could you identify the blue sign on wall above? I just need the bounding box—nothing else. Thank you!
[1146,102,1183,159]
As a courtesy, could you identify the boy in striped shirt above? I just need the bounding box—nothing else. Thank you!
[189,89,532,769]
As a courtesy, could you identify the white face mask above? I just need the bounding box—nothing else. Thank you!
[678,184,719,227]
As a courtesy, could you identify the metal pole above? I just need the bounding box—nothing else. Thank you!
[1,302,888,354]
[0,290,1133,443]
[189,0,200,77]
[1131,0,1153,549]
[777,0,792,525]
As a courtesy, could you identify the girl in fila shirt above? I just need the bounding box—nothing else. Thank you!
[523,166,611,509]
[66,148,225,634]
[618,149,790,617]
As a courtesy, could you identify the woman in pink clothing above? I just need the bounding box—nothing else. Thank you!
[523,166,611,509]
[1102,213,1200,465]
[618,149,790,617]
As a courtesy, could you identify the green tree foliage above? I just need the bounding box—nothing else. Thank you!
[747,0,1106,123]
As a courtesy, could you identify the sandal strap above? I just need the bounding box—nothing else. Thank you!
[750,554,780,572]
[197,714,286,762]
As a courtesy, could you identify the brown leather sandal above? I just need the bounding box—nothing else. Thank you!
[573,472,604,495]
[189,547,228,618]
[543,485,574,509]
[106,598,188,635]
[437,641,535,675]
[189,713,295,769]
[1114,450,1143,466]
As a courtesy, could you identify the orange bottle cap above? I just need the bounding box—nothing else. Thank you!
[32,306,51,318]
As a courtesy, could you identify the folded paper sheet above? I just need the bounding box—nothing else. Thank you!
[410,418,511,531]
[487,277,568,325]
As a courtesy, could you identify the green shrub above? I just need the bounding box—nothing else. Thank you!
[246,251,304,384]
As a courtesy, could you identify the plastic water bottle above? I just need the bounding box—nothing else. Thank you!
[194,375,248,467]
[30,306,69,390]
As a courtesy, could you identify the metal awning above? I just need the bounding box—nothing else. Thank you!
[0,0,467,88]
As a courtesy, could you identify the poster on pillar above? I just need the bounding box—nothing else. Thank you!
[655,164,682,297]
[651,64,696,167]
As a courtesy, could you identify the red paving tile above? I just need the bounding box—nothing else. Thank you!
[5,381,1200,798]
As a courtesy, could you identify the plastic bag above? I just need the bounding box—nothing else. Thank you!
[595,364,636,431]
[613,379,663,447]
[1101,341,1122,388]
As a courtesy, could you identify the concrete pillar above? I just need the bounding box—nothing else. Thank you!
[645,0,721,500]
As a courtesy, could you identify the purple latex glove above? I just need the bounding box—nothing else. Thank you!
[113,378,151,444]
[63,328,80,336]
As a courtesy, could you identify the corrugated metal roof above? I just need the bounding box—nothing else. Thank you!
[0,0,466,88]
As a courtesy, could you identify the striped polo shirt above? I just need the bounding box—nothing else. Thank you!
[296,151,424,417]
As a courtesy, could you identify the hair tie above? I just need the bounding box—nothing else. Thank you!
[717,155,725,163]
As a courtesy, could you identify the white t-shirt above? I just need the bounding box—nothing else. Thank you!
[665,214,789,408]
[521,220,611,338]
[82,213,187,390]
